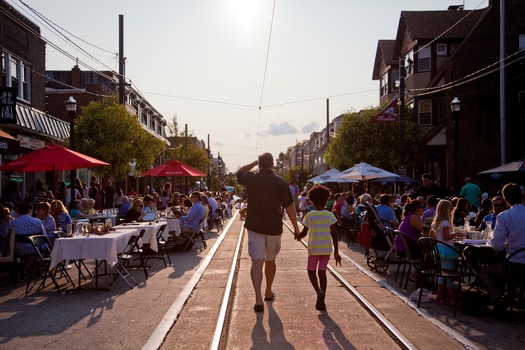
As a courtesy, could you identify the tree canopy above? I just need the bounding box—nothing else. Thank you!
[73,97,166,180]
[326,107,422,172]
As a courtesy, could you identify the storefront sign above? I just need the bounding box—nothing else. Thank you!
[16,135,45,150]
[0,87,18,124]
[0,130,20,154]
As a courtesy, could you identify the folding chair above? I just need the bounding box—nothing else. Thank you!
[181,221,207,252]
[108,234,140,289]
[144,225,172,267]
[129,229,149,279]
[26,235,75,293]
[0,229,17,285]
[209,209,224,232]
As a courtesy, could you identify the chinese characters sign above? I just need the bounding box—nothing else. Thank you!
[0,87,18,124]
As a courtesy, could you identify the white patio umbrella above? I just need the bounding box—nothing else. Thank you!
[308,169,357,183]
[339,162,400,181]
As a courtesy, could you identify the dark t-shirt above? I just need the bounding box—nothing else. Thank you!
[237,168,293,235]
[124,208,141,223]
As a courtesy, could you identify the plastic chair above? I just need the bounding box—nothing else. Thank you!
[26,235,75,293]
[417,237,465,316]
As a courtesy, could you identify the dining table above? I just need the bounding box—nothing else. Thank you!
[50,227,140,289]
[114,221,167,252]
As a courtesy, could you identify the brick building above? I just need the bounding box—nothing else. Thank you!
[372,0,525,192]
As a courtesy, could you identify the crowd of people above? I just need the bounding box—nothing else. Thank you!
[0,176,236,271]
[291,173,524,313]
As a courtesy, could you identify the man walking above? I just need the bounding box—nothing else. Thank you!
[237,153,300,312]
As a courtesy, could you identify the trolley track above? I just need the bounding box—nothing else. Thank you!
[154,213,469,350]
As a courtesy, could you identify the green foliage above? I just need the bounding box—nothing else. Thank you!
[284,166,309,187]
[326,107,422,172]
[74,96,167,180]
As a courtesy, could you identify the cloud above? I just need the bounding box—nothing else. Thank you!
[301,121,318,134]
[215,141,224,147]
[243,132,251,137]
[261,121,298,136]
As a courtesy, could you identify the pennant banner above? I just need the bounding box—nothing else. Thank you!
[370,97,398,123]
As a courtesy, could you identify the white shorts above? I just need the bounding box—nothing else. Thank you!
[247,230,281,261]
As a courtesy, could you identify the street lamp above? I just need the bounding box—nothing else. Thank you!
[450,97,461,195]
[66,96,78,208]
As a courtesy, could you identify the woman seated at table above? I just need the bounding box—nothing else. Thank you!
[429,199,463,305]
[124,199,147,223]
[35,201,57,240]
[394,199,425,256]
[453,198,470,226]
[87,198,98,216]
[50,199,72,233]
[70,199,88,219]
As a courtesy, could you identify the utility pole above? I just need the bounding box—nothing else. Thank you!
[118,15,125,105]
[398,57,406,167]
[326,98,330,170]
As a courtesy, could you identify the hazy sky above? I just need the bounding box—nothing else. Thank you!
[10,0,488,171]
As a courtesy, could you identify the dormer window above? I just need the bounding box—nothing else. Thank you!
[436,43,448,56]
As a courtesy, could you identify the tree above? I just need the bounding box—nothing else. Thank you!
[74,96,166,180]
[284,166,309,188]
[326,106,422,172]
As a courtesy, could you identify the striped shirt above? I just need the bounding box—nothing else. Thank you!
[302,210,337,256]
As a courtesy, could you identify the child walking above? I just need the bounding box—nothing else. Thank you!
[430,199,463,305]
[296,185,341,311]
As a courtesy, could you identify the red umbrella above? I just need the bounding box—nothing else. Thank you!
[142,159,206,177]
[0,143,110,172]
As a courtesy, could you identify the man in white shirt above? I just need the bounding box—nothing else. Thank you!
[480,183,525,312]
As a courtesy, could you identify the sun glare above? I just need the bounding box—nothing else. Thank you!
[229,0,260,31]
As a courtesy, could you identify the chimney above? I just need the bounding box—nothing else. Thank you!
[71,63,81,88]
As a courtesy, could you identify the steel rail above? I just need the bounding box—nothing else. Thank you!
[283,220,417,350]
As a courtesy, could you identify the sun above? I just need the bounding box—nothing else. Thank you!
[229,0,261,31]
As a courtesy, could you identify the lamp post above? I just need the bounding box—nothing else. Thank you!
[66,96,78,208]
[450,97,461,195]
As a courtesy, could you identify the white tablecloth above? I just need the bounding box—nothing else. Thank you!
[50,228,139,270]
[165,217,181,237]
[115,221,166,252]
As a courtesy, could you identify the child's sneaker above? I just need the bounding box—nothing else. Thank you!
[316,291,326,311]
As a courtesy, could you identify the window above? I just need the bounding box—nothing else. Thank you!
[436,43,448,56]
[2,52,31,103]
[404,50,414,76]
[380,73,388,97]
[390,69,399,92]
[418,46,431,72]
[418,99,432,126]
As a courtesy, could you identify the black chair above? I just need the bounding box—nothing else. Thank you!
[0,229,17,285]
[108,234,141,289]
[144,225,172,267]
[26,235,75,293]
[209,209,224,232]
[130,229,149,279]
[504,247,525,310]
[181,219,207,252]
[417,237,465,316]
[394,230,422,290]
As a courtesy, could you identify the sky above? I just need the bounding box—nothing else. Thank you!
[9,0,488,172]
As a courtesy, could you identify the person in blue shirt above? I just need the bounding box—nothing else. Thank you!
[375,194,399,230]
[176,191,206,246]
